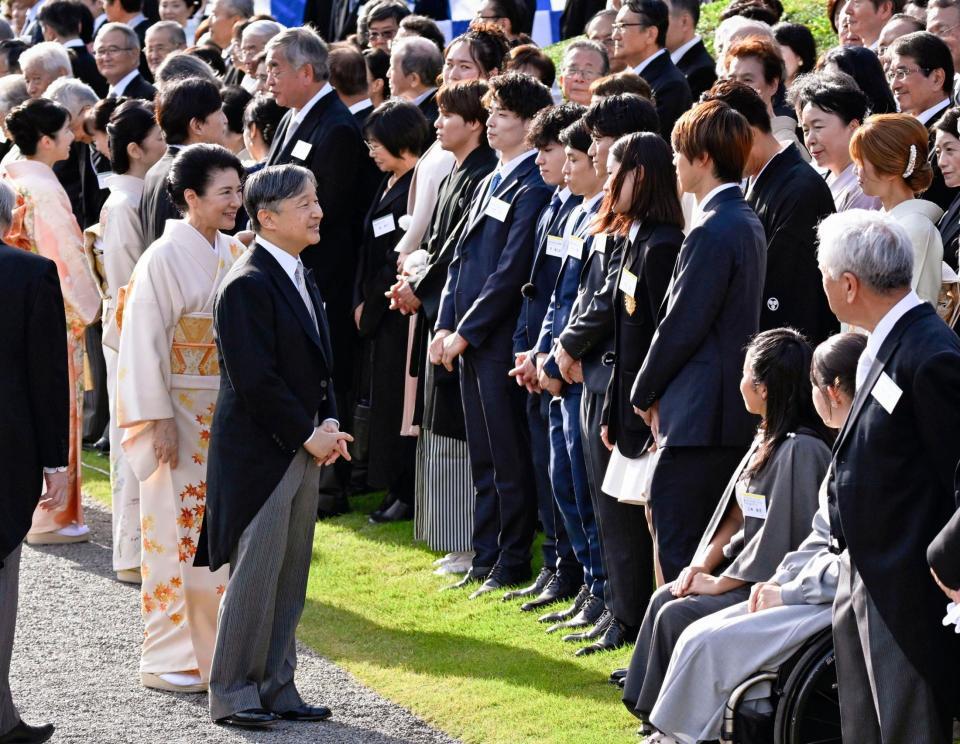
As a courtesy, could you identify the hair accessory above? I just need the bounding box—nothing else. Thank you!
[902,143,917,179]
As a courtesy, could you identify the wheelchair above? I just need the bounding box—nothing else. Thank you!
[719,627,841,744]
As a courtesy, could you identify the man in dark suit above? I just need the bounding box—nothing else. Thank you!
[388,36,441,139]
[707,81,838,345]
[631,100,766,582]
[329,45,374,126]
[140,77,227,245]
[100,0,152,80]
[94,22,155,99]
[37,0,108,97]
[611,0,692,141]
[816,208,960,744]
[199,165,351,729]
[432,73,554,597]
[0,179,68,744]
[665,0,716,99]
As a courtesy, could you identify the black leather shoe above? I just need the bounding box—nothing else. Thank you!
[216,709,280,728]
[93,435,110,454]
[279,704,332,721]
[502,566,553,601]
[562,608,612,642]
[608,668,628,684]
[0,720,54,744]
[317,491,350,520]
[444,565,491,590]
[538,584,588,624]
[547,594,604,634]
[369,500,412,523]
[575,617,638,656]
[469,564,532,599]
[520,572,580,611]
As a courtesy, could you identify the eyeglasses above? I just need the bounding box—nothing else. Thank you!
[611,22,648,32]
[886,65,930,82]
[93,45,134,57]
[365,140,384,152]
[563,67,602,79]
[367,29,396,41]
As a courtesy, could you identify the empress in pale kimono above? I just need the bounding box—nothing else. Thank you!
[2,99,100,544]
[116,145,245,694]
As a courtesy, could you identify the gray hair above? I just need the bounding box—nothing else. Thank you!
[146,21,187,47]
[154,51,218,87]
[243,19,284,42]
[218,0,254,19]
[43,77,98,116]
[0,75,28,122]
[563,39,610,75]
[97,22,141,51]
[391,36,442,84]
[0,179,14,233]
[266,26,329,82]
[0,18,14,41]
[817,210,914,292]
[244,164,317,232]
[20,41,71,76]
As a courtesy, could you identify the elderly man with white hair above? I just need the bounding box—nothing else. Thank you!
[387,35,442,127]
[93,21,155,99]
[816,208,960,744]
[235,19,284,88]
[19,41,71,99]
[144,20,187,76]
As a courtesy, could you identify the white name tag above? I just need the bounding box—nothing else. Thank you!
[485,196,511,222]
[291,139,312,160]
[372,214,396,237]
[567,236,584,260]
[870,371,902,414]
[96,171,114,190]
[592,233,607,254]
[741,492,768,520]
[619,267,638,297]
[545,235,565,258]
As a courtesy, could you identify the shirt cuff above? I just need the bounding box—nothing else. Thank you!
[43,466,68,473]
[303,420,341,446]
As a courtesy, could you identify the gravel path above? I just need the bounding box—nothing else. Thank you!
[9,497,459,744]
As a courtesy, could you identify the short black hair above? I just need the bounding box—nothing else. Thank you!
[243,94,286,146]
[110,0,142,14]
[221,85,252,135]
[363,47,391,99]
[38,0,92,41]
[5,98,69,155]
[703,79,772,133]
[363,99,429,157]
[0,39,28,74]
[186,45,227,76]
[489,0,529,35]
[156,77,223,144]
[88,95,125,135]
[482,71,553,121]
[107,99,156,174]
[773,22,816,77]
[820,45,897,114]
[329,45,368,97]
[625,0,669,48]
[559,117,592,153]
[583,93,660,139]
[166,143,244,212]
[788,71,868,125]
[935,105,960,138]
[667,0,700,25]
[400,14,446,54]
[527,101,585,148]
[507,44,556,87]
[891,30,955,96]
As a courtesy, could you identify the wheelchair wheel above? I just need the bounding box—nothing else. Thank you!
[773,629,842,744]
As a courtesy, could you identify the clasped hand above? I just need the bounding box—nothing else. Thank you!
[428,329,468,371]
[304,420,353,467]
[508,351,541,394]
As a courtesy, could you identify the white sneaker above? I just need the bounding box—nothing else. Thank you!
[57,524,90,538]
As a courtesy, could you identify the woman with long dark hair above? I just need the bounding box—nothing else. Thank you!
[622,328,833,728]
[819,44,898,116]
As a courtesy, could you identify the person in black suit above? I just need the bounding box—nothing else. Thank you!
[101,0,152,79]
[934,106,960,270]
[815,209,960,744]
[199,165,351,729]
[143,21,186,78]
[432,73,554,597]
[560,0,606,40]
[611,0,692,141]
[140,77,227,245]
[631,100,766,583]
[0,179,68,744]
[388,36,441,139]
[94,22,155,99]
[707,81,838,345]
[664,0,716,99]
[37,0,108,97]
[329,45,374,126]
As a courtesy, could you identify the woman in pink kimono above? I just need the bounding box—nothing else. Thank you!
[2,98,100,545]
[115,145,246,694]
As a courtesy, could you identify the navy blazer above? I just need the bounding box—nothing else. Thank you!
[938,192,960,271]
[675,39,717,101]
[636,50,693,141]
[631,186,766,447]
[437,153,552,359]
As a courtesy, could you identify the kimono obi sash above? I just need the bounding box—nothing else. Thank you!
[171,312,220,389]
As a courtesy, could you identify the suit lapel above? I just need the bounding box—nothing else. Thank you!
[304,267,333,364]
[266,112,293,165]
[252,245,324,350]
[464,156,533,236]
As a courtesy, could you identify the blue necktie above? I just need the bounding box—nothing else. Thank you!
[537,193,563,245]
[487,171,503,199]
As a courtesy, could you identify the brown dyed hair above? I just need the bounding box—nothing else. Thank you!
[437,79,490,127]
[505,43,556,87]
[724,35,785,85]
[849,113,933,195]
[594,132,684,236]
[589,70,653,101]
[671,100,753,183]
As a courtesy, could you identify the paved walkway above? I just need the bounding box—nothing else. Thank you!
[9,498,458,744]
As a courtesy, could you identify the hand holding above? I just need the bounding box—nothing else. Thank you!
[39,470,68,511]
[672,564,708,597]
[508,352,540,393]
[152,418,179,469]
[394,280,421,314]
[554,343,577,384]
[428,330,451,366]
[568,359,583,384]
[748,581,784,613]
[305,426,354,465]
[440,332,468,371]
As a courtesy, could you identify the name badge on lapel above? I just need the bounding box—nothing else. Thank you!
[592,233,607,254]
[741,492,768,519]
[372,214,396,237]
[545,235,565,257]
[870,371,902,414]
[567,237,584,260]
[485,196,511,222]
[291,140,312,160]
[619,268,638,297]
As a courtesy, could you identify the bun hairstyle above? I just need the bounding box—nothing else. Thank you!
[811,332,868,400]
[448,21,510,78]
[849,113,934,196]
[165,143,244,213]
[106,99,156,175]
[5,97,69,156]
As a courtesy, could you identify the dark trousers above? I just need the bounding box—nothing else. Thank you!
[0,547,20,736]
[527,392,572,574]
[580,389,653,627]
[649,446,746,583]
[82,322,108,443]
[460,351,537,571]
[550,387,604,596]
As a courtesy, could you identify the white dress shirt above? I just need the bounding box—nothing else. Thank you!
[855,290,922,390]
[348,98,373,115]
[289,82,334,134]
[494,148,537,183]
[670,35,701,65]
[109,68,140,97]
[633,47,667,77]
[692,182,739,226]
[916,98,951,126]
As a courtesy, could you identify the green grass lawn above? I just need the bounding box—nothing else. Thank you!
[81,451,639,744]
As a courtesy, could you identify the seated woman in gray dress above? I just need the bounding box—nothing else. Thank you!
[644,332,866,744]
[621,328,834,730]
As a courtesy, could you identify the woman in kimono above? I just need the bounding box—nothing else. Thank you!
[115,145,246,694]
[646,333,866,744]
[2,98,100,544]
[622,328,833,728]
[353,101,429,522]
[96,99,166,583]
[850,114,944,306]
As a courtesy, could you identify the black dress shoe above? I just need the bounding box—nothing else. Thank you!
[539,584,588,624]
[609,668,628,684]
[317,491,350,520]
[279,704,332,721]
[469,564,532,599]
[0,720,54,744]
[501,566,553,601]
[547,594,604,634]
[562,608,612,642]
[575,617,638,656]
[93,435,110,454]
[369,500,412,523]
[216,709,280,728]
[520,572,580,611]
[444,565,491,590]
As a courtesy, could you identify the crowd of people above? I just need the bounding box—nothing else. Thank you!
[3,0,960,741]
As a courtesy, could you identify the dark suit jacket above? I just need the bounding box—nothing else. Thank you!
[417,89,439,143]
[198,243,337,570]
[636,50,693,142]
[140,145,181,246]
[437,153,552,360]
[938,192,960,272]
[631,186,766,447]
[925,107,958,212]
[352,102,373,128]
[120,72,157,101]
[748,144,838,345]
[559,0,605,39]
[602,222,683,457]
[0,245,68,563]
[828,302,960,691]
[675,39,716,101]
[929,503,960,589]
[69,45,108,98]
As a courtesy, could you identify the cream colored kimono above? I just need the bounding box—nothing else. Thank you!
[116,220,245,679]
[887,198,945,306]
